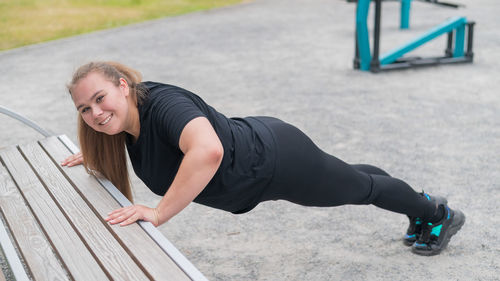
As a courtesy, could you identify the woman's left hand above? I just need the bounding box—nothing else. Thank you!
[105,205,160,227]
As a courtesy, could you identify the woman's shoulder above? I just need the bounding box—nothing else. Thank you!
[140,81,207,107]
[140,81,193,96]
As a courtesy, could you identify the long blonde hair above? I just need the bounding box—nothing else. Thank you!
[68,61,147,202]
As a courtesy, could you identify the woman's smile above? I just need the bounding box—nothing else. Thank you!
[98,113,113,125]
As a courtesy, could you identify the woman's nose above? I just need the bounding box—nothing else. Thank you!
[92,106,103,118]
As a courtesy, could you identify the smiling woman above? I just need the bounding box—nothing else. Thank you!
[61,61,465,257]
[0,0,243,51]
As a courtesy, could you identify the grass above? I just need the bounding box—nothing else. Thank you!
[0,0,243,51]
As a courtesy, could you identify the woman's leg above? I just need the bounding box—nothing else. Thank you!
[258,117,464,255]
[259,118,438,221]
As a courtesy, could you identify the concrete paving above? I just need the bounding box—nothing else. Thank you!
[0,0,499,280]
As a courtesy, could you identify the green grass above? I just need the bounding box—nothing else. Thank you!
[0,0,244,51]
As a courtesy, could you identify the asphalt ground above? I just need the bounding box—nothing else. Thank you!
[0,0,499,280]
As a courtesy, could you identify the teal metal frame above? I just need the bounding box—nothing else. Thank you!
[353,0,475,72]
[401,0,411,29]
[381,16,466,65]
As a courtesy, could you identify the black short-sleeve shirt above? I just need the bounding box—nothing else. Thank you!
[126,82,276,213]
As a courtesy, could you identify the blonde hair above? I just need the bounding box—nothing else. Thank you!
[68,61,147,202]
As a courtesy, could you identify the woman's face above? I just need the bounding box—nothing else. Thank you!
[71,72,131,135]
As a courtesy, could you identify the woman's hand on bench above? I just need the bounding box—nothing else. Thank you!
[105,205,160,227]
[61,152,83,167]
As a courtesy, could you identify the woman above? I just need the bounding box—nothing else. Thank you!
[62,61,464,256]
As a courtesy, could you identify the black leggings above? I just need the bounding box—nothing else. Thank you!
[258,117,437,220]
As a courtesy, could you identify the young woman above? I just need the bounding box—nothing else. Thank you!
[62,61,464,256]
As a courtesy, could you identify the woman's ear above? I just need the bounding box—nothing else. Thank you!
[119,78,129,96]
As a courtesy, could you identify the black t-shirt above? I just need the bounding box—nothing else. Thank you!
[126,82,276,213]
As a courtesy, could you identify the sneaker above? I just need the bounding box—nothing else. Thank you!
[403,217,423,246]
[412,205,465,256]
[403,193,448,246]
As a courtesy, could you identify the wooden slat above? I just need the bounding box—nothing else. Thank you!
[0,216,30,281]
[40,136,191,281]
[0,146,109,281]
[19,142,149,281]
[0,163,68,281]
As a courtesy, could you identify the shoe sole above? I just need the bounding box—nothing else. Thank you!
[402,195,448,247]
[403,237,416,247]
[411,210,465,256]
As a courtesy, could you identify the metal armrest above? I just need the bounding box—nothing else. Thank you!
[0,105,52,137]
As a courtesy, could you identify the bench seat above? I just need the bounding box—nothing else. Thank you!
[0,135,207,281]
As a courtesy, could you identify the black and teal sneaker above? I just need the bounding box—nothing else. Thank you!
[403,194,448,246]
[412,205,465,256]
[403,217,423,246]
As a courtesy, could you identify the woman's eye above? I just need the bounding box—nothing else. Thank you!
[96,96,104,103]
[81,107,90,114]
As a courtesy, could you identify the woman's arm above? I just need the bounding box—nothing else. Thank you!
[154,116,223,224]
[106,116,223,227]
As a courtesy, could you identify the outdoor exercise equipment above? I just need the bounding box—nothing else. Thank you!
[351,0,475,72]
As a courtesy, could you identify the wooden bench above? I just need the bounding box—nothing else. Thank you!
[0,106,208,281]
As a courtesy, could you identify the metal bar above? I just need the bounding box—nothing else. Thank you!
[380,16,467,65]
[420,0,462,8]
[466,22,475,59]
[445,31,453,57]
[453,22,465,57]
[401,0,411,29]
[57,135,208,281]
[356,0,372,71]
[354,14,361,69]
[0,105,52,137]
[379,55,471,71]
[0,218,30,281]
[438,56,472,64]
[371,0,382,72]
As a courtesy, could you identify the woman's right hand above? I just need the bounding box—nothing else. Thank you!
[61,152,83,167]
